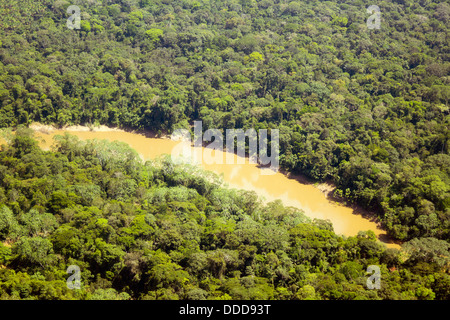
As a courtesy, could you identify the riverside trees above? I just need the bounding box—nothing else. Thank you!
[0,131,448,300]
[0,0,448,242]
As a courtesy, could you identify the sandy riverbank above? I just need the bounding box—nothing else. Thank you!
[29,122,127,134]
[2,122,401,248]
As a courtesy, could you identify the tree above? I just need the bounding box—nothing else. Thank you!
[296,284,317,300]
[80,20,91,32]
[19,209,59,237]
[88,288,131,300]
[245,51,264,64]
[185,288,209,300]
[403,238,450,268]
[50,225,83,258]
[339,261,363,281]
[8,127,39,158]
[285,2,302,16]
[0,205,21,240]
[12,236,55,268]
[48,191,73,214]
[145,28,164,47]
[0,242,11,264]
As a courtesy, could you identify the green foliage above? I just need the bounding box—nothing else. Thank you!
[12,236,55,268]
[0,242,11,264]
[88,288,130,300]
[0,206,21,240]
[0,0,447,243]
[0,134,447,300]
[19,209,58,237]
[80,21,91,33]
[403,238,450,268]
[0,0,449,300]
[145,28,164,44]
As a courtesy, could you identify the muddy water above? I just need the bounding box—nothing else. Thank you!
[26,129,399,248]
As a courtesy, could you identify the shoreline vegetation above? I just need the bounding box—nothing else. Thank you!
[0,0,448,300]
[0,125,448,300]
[24,122,399,248]
[3,0,448,243]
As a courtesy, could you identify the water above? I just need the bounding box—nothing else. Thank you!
[13,127,400,248]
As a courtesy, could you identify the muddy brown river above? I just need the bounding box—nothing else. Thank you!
[7,126,400,248]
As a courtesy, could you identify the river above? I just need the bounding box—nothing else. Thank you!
[8,125,400,248]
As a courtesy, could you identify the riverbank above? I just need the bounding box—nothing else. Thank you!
[29,122,171,139]
[30,122,129,134]
[4,122,401,248]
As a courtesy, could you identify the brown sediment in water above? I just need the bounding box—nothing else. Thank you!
[2,124,401,248]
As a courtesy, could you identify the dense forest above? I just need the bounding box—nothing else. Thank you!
[0,0,448,243]
[0,0,448,300]
[0,129,449,300]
